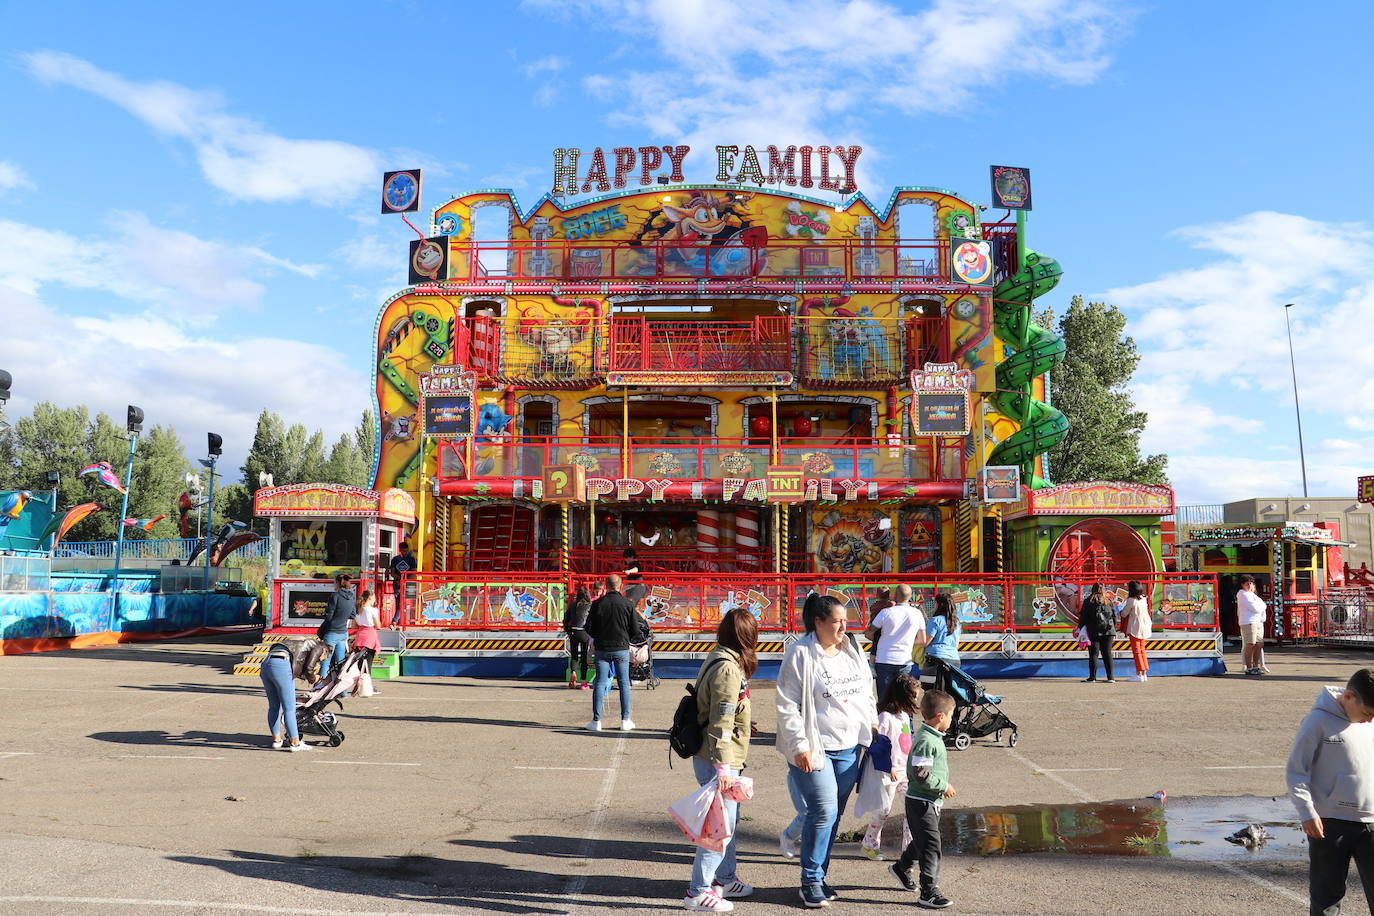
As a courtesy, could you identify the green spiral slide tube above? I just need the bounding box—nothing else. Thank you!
[987,250,1068,489]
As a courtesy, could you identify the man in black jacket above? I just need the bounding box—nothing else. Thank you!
[319,573,356,679]
[585,574,637,732]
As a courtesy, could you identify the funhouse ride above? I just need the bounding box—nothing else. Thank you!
[255,154,1222,678]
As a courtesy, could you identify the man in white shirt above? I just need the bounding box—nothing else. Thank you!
[865,584,930,699]
[1236,574,1269,676]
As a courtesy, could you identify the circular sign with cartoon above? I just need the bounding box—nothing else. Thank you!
[951,239,992,285]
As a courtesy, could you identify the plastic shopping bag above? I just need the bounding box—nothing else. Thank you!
[852,761,891,823]
[1073,626,1091,649]
[723,775,754,803]
[668,782,732,853]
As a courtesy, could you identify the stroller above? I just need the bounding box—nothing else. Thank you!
[627,600,660,689]
[920,657,1018,751]
[295,646,370,747]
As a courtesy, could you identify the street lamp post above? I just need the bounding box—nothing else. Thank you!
[202,433,222,591]
[1283,303,1309,498]
[0,369,11,430]
[111,406,143,615]
[45,470,59,552]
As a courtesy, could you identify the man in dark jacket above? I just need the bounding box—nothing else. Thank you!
[585,574,637,732]
[319,573,356,679]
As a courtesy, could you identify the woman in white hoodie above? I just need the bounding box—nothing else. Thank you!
[775,594,879,908]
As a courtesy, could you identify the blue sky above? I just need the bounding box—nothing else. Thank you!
[0,0,1370,505]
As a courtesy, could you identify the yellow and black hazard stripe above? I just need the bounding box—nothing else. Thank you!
[958,641,1003,653]
[404,637,566,651]
[1016,638,1216,652]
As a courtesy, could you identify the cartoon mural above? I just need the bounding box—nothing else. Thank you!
[811,507,896,574]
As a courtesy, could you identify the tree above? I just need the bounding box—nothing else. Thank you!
[1045,296,1169,486]
[0,403,191,541]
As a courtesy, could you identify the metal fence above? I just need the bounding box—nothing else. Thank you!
[56,538,271,561]
[388,570,1218,634]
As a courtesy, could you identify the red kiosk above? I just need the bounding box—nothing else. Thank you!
[254,483,416,631]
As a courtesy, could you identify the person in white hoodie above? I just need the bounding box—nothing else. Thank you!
[776,593,879,909]
[1286,667,1374,916]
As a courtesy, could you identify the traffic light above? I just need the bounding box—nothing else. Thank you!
[126,405,144,434]
[207,432,223,457]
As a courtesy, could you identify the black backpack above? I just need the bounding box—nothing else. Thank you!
[668,657,726,765]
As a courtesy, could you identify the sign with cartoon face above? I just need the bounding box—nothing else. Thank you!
[382,169,422,214]
[950,237,993,286]
[989,165,1032,210]
[408,236,449,284]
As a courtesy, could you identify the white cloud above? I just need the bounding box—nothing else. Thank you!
[0,286,367,480]
[533,0,1129,149]
[1106,210,1374,504]
[523,55,565,77]
[24,51,380,205]
[0,161,34,192]
[0,212,321,318]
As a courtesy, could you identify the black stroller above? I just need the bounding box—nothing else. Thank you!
[626,591,660,689]
[295,646,370,747]
[920,657,1018,750]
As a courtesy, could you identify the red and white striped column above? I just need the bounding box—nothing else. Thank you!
[696,510,721,572]
[735,509,760,570]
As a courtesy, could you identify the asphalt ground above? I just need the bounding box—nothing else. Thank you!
[1,637,1368,915]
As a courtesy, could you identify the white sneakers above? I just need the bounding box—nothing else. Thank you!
[587,719,635,731]
[287,742,312,752]
[683,890,733,912]
[779,827,798,858]
[713,879,753,898]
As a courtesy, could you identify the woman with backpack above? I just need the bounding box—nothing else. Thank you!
[776,594,879,909]
[681,608,758,913]
[1078,583,1118,683]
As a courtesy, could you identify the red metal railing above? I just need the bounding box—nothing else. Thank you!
[609,316,791,372]
[455,435,959,483]
[446,238,949,283]
[391,570,1220,634]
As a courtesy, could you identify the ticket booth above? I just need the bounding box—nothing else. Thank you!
[1179,522,1351,640]
[253,483,417,631]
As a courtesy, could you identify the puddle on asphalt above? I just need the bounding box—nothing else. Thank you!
[865,796,1306,862]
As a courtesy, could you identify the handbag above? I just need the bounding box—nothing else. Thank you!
[911,640,927,667]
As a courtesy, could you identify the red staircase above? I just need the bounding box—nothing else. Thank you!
[467,505,536,571]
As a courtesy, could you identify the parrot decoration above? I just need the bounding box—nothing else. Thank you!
[177,492,209,538]
[79,461,127,495]
[187,520,247,566]
[36,502,102,549]
[2,490,31,520]
[0,490,32,538]
[122,515,167,531]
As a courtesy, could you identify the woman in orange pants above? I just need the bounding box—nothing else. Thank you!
[1119,580,1152,681]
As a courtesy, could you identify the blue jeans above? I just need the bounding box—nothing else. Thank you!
[687,758,740,896]
[593,650,632,721]
[260,655,298,740]
[788,745,863,888]
[784,769,807,845]
[322,631,348,677]
[874,661,913,701]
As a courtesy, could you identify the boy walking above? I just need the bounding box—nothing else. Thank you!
[889,689,957,909]
[1287,668,1374,916]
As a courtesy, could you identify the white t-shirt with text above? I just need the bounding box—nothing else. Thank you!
[813,648,873,751]
[871,603,927,665]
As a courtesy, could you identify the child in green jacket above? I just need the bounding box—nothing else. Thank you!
[889,689,956,909]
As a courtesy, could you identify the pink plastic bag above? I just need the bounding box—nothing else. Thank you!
[668,782,732,853]
[1073,626,1091,649]
[723,775,754,803]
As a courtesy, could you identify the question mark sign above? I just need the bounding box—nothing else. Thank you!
[551,470,568,494]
